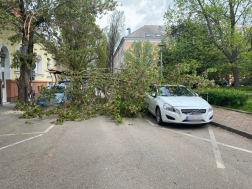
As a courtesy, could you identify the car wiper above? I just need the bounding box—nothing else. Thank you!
[161,95,168,96]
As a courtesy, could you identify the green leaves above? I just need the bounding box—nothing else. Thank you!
[200,88,249,106]
[164,0,252,89]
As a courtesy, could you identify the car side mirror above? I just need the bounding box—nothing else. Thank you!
[152,93,156,98]
[195,93,199,97]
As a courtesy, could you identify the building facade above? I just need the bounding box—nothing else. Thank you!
[113,25,166,71]
[0,32,60,103]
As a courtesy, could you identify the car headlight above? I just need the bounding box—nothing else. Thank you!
[208,105,213,112]
[163,103,176,112]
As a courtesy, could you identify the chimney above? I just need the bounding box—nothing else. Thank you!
[127,28,131,35]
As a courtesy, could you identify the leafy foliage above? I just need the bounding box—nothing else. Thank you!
[17,41,217,124]
[161,20,225,79]
[0,0,118,104]
[164,0,252,90]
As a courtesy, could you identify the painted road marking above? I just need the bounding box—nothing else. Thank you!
[0,134,43,151]
[146,120,154,126]
[43,125,55,133]
[208,127,225,168]
[146,120,252,154]
[0,125,55,137]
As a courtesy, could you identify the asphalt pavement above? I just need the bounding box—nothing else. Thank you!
[0,111,252,189]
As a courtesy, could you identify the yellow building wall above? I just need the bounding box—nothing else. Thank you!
[10,44,59,81]
[1,30,61,103]
[1,30,59,81]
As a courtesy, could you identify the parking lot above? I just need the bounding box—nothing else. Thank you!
[0,110,252,188]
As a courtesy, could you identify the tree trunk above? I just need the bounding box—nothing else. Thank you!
[17,64,30,105]
[17,36,30,106]
[232,66,239,90]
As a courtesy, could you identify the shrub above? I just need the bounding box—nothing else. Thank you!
[240,77,252,86]
[200,88,249,106]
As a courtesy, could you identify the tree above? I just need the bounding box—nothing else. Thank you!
[105,10,125,69]
[123,40,157,69]
[94,32,107,69]
[164,0,252,90]
[161,19,223,78]
[0,0,117,105]
[49,1,110,71]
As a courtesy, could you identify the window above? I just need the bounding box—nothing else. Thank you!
[15,45,22,72]
[36,55,43,75]
[47,61,51,69]
[1,49,5,68]
[1,72,4,88]
[159,86,194,96]
[155,34,161,37]
[16,49,20,71]
[47,61,51,77]
[145,33,151,37]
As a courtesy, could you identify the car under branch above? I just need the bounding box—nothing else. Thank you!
[147,85,213,125]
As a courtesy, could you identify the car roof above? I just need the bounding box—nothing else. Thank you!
[46,83,66,88]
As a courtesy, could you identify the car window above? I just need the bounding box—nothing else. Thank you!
[47,85,65,93]
[159,86,194,96]
[53,86,65,93]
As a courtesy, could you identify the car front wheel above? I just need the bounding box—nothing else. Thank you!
[156,107,163,125]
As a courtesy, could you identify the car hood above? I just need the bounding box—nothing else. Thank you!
[158,96,209,107]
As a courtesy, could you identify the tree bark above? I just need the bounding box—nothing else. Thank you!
[232,66,239,90]
[17,37,30,105]
[17,64,30,105]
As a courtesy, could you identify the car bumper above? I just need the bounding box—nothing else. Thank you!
[160,107,213,124]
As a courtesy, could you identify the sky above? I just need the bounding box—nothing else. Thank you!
[96,0,173,36]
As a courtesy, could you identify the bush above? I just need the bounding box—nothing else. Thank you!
[240,77,252,86]
[200,88,249,106]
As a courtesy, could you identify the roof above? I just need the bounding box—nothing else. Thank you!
[126,25,166,38]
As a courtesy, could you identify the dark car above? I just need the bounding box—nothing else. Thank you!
[214,79,227,87]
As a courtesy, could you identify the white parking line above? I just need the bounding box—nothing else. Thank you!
[0,133,19,137]
[43,125,55,133]
[0,125,55,137]
[146,120,154,126]
[216,142,252,154]
[208,127,225,169]
[0,134,43,151]
[146,120,252,154]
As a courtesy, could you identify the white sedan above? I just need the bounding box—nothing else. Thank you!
[147,85,213,125]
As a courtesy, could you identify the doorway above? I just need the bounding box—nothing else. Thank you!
[0,44,11,103]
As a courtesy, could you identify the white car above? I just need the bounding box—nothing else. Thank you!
[147,85,213,125]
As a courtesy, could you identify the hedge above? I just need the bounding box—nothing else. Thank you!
[200,88,249,106]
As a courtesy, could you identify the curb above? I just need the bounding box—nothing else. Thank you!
[211,121,252,139]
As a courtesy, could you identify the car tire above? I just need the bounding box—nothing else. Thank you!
[156,107,163,125]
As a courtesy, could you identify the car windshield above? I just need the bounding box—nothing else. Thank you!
[47,85,65,93]
[159,86,194,96]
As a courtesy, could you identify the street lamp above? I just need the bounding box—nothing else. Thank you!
[158,44,165,76]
